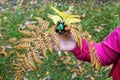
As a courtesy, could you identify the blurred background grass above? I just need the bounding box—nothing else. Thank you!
[0,0,120,80]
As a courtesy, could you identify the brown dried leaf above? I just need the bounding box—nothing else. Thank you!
[42,76,50,80]
[0,46,7,56]
[71,72,77,80]
[86,75,95,80]
[9,37,17,44]
[98,26,103,30]
[63,51,69,56]
[70,68,79,72]
[63,55,71,64]
[42,49,48,60]
[18,29,32,37]
[0,75,3,80]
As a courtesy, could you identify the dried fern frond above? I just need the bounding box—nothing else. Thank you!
[41,33,53,54]
[23,57,34,71]
[14,52,25,80]
[70,29,82,50]
[34,17,45,25]
[25,24,38,30]
[14,42,31,49]
[14,16,90,80]
[26,52,36,70]
[32,51,43,64]
[18,29,32,37]
[89,43,101,71]
[19,38,34,43]
[50,30,60,47]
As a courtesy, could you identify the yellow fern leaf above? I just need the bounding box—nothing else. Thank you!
[48,14,62,24]
[50,6,81,25]
[65,18,81,25]
[50,6,65,19]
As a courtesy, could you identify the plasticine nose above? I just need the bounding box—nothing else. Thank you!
[57,24,64,31]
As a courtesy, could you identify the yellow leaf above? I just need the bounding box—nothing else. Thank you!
[65,18,81,25]
[48,14,62,24]
[50,6,65,19]
[65,14,80,19]
[50,6,81,25]
[51,6,80,19]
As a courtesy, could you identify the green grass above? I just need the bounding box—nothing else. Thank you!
[0,0,120,80]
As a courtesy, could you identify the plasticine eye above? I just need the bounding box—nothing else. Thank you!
[55,21,68,35]
[57,24,64,31]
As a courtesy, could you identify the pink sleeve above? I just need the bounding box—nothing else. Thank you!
[95,26,120,65]
[71,26,120,65]
[70,38,90,62]
[70,26,120,80]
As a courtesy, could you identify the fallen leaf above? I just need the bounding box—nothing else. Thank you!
[103,64,113,72]
[0,34,3,39]
[86,75,95,80]
[77,64,83,72]
[5,45,12,49]
[100,24,108,27]
[25,21,37,25]
[24,77,28,80]
[37,66,42,70]
[81,13,86,19]
[70,68,79,72]
[37,74,40,78]
[30,0,37,5]
[53,61,58,65]
[0,75,3,80]
[63,55,71,64]
[71,72,77,80]
[58,50,62,57]
[59,56,65,61]
[19,24,26,30]
[4,16,7,20]
[42,76,50,80]
[98,26,103,30]
[9,37,17,44]
[94,29,101,32]
[0,46,7,56]
[0,27,4,30]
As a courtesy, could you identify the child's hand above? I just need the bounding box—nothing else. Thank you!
[58,31,76,51]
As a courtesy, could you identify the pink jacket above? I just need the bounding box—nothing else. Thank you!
[70,26,120,80]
